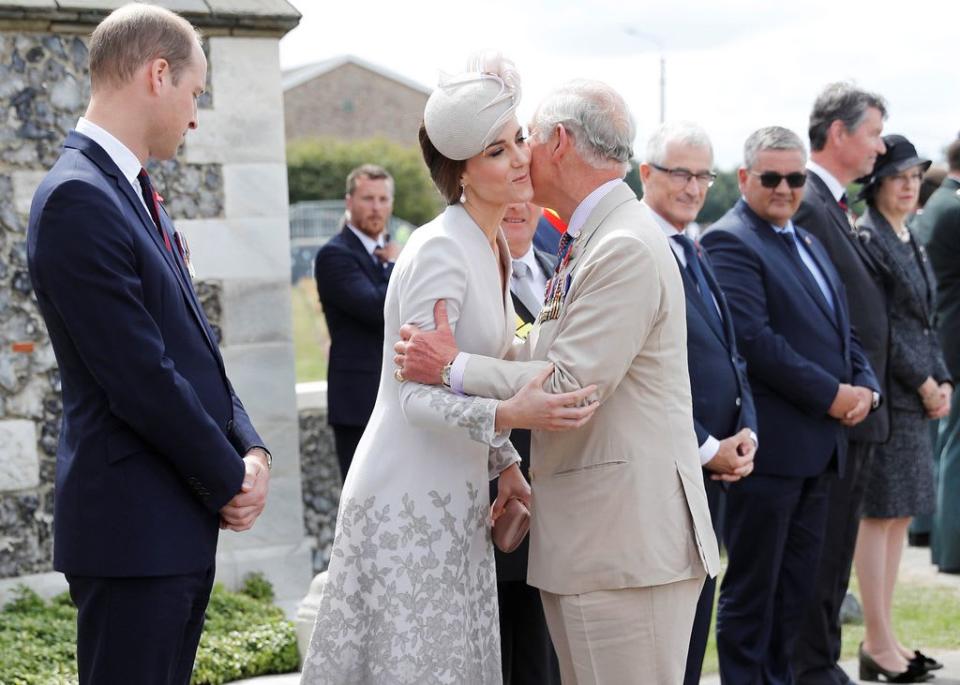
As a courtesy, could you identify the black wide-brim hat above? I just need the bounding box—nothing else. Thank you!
[856,134,932,199]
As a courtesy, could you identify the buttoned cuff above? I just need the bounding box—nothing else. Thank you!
[699,435,720,466]
[450,352,470,396]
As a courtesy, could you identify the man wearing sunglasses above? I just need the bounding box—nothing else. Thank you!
[702,126,880,685]
[791,84,890,685]
[638,122,758,685]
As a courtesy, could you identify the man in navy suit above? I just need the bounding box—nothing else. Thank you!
[314,164,397,481]
[26,5,270,683]
[791,84,889,685]
[702,126,880,685]
[639,122,757,685]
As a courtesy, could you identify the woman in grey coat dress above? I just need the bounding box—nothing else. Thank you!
[853,135,952,681]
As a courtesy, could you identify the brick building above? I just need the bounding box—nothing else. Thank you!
[283,55,430,147]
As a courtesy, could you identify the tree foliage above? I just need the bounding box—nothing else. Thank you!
[287,137,443,227]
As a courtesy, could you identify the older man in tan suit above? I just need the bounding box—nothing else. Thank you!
[396,80,719,684]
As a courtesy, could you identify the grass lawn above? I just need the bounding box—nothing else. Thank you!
[700,560,960,674]
[291,277,329,383]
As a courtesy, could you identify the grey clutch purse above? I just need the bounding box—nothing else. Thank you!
[492,498,530,553]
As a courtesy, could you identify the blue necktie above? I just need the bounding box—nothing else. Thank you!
[779,231,835,314]
[672,234,722,329]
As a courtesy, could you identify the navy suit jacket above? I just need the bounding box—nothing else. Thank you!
[673,240,757,451]
[701,199,879,478]
[27,131,263,577]
[314,226,393,427]
[795,171,891,443]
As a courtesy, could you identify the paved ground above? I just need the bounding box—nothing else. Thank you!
[233,544,960,684]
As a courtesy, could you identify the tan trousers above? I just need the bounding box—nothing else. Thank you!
[540,576,705,685]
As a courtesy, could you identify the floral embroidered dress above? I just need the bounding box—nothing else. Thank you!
[301,204,520,685]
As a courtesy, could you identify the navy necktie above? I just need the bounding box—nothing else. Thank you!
[779,231,835,314]
[672,234,722,329]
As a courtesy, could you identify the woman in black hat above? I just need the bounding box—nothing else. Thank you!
[853,134,952,682]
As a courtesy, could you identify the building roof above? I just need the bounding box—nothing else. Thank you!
[282,54,431,96]
[0,1,301,35]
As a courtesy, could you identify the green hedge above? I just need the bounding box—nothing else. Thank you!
[0,574,298,685]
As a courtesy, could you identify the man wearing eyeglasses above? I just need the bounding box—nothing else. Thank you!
[638,122,758,685]
[701,126,880,685]
[791,84,890,685]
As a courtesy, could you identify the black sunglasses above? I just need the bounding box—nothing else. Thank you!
[749,170,807,189]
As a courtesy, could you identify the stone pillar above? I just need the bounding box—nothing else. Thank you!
[0,1,310,613]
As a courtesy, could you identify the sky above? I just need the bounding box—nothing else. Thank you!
[279,0,960,169]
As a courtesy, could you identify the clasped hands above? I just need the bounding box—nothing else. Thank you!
[919,377,952,420]
[219,448,271,532]
[828,383,874,426]
[394,300,599,432]
[705,428,756,482]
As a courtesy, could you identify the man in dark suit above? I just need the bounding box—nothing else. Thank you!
[791,84,890,685]
[496,201,561,685]
[314,164,398,480]
[638,121,757,685]
[702,126,880,685]
[26,5,270,683]
[918,137,960,573]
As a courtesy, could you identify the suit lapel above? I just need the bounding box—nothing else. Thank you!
[340,226,386,283]
[869,214,934,323]
[809,172,886,279]
[699,253,737,348]
[796,226,846,335]
[533,248,557,280]
[673,252,726,345]
[746,203,840,331]
[511,291,536,325]
[67,132,224,362]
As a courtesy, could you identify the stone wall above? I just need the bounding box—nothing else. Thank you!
[0,1,311,613]
[284,61,428,148]
[298,405,340,573]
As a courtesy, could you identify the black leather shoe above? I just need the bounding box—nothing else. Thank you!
[910,649,943,672]
[908,531,931,547]
[859,643,934,682]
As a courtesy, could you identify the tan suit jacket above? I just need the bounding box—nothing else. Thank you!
[463,182,720,595]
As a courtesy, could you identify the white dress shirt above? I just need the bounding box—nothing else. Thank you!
[807,159,846,203]
[75,117,149,215]
[347,224,386,265]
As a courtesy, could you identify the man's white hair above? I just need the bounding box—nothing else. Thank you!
[532,80,635,175]
[644,121,714,166]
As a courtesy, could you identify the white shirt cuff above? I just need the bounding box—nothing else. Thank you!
[450,352,470,396]
[699,435,720,466]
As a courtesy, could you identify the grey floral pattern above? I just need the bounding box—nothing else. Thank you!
[301,482,501,684]
[403,384,505,446]
[487,442,521,480]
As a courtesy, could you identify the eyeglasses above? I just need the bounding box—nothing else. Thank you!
[650,163,717,188]
[749,170,807,189]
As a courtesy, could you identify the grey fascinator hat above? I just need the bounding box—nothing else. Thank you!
[423,52,522,161]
